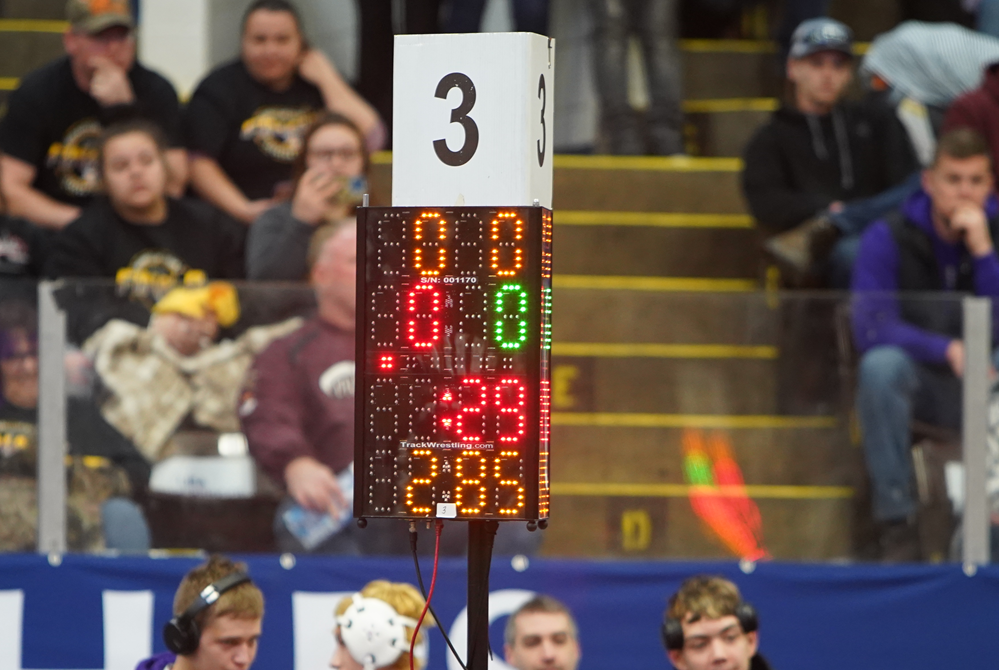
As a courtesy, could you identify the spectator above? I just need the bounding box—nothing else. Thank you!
[46,119,244,293]
[247,112,367,281]
[331,580,430,670]
[241,220,371,553]
[860,21,999,167]
[587,0,684,155]
[444,0,549,34]
[743,18,921,288]
[0,293,151,552]
[663,575,770,670]
[0,158,49,278]
[0,0,185,231]
[135,555,264,670]
[504,595,580,670]
[83,282,301,462]
[943,60,999,185]
[355,0,440,147]
[851,128,999,561]
[185,0,382,225]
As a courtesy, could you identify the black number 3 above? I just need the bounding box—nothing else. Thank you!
[537,74,546,167]
[433,72,479,167]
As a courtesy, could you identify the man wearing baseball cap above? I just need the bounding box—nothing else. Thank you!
[0,0,186,231]
[742,18,921,287]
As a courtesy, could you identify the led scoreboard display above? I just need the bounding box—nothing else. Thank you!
[355,206,552,522]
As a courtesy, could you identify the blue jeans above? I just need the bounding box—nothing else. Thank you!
[857,345,997,522]
[825,172,922,289]
[101,498,151,553]
[587,0,683,155]
[979,0,999,38]
[445,0,550,34]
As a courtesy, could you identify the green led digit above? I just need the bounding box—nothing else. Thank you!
[494,284,529,350]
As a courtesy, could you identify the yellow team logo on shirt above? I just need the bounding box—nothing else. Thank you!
[240,106,317,162]
[46,118,102,197]
[115,249,207,306]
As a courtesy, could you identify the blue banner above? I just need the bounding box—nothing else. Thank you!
[0,553,997,670]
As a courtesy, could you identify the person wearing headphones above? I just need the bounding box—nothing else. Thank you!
[330,580,430,670]
[135,554,264,670]
[503,594,580,670]
[663,575,772,670]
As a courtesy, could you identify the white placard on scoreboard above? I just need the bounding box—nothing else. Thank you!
[392,32,554,208]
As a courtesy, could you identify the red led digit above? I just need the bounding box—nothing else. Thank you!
[455,450,489,515]
[378,355,395,371]
[414,212,448,276]
[406,284,443,349]
[495,450,526,515]
[455,377,488,442]
[495,378,527,443]
[405,449,438,515]
[490,212,524,277]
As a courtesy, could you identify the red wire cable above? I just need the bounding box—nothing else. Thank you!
[410,520,443,670]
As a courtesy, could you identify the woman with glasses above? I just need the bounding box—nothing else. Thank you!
[246,112,367,281]
[185,0,382,226]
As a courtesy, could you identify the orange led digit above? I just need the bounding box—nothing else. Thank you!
[356,206,553,521]
[413,213,448,276]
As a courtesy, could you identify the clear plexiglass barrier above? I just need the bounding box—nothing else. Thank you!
[3,277,995,563]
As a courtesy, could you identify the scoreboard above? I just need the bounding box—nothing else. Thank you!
[354,205,552,521]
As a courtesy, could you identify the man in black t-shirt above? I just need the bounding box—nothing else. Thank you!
[0,0,185,231]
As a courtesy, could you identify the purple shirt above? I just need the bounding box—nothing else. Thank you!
[851,189,999,363]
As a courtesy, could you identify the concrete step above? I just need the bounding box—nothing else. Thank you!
[550,425,852,486]
[681,41,781,101]
[553,215,759,278]
[685,102,772,158]
[544,494,853,559]
[369,155,748,215]
[550,356,781,415]
[2,0,65,19]
[544,422,858,559]
[0,30,63,78]
[552,156,745,212]
[551,289,776,344]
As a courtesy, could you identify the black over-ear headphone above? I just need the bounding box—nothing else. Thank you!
[163,571,252,656]
[661,601,758,651]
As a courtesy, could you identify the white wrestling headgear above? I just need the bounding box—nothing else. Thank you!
[336,594,428,670]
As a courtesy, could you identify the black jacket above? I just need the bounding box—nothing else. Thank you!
[742,98,919,232]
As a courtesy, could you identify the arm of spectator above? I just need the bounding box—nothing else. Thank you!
[284,455,347,516]
[741,128,831,231]
[246,203,315,280]
[0,154,80,230]
[88,56,135,107]
[850,221,952,364]
[297,49,385,151]
[44,213,104,278]
[241,339,322,492]
[189,154,274,224]
[164,148,188,197]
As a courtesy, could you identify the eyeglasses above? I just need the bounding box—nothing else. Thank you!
[307,147,362,162]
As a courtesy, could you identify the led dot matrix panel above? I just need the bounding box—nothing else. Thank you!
[355,206,552,521]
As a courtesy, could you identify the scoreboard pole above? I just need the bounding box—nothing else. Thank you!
[467,520,498,669]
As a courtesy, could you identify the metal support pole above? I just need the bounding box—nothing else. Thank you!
[36,281,67,554]
[962,296,991,565]
[467,520,498,670]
